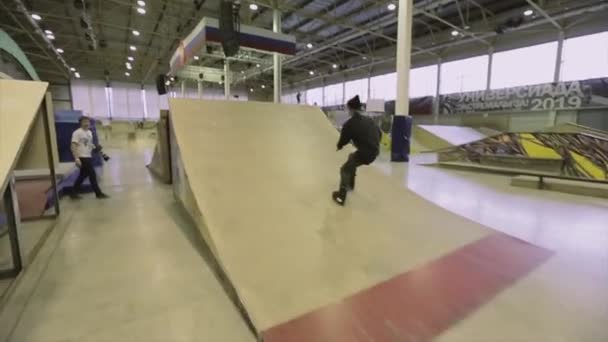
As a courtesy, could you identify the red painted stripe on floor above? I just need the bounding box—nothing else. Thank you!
[262,233,553,342]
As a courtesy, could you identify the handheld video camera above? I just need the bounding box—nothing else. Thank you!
[93,145,110,162]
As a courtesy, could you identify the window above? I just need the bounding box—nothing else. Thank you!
[111,82,145,120]
[370,73,396,100]
[306,87,323,106]
[282,92,300,104]
[411,65,438,97]
[159,93,169,110]
[491,42,557,89]
[323,83,343,106]
[145,85,161,120]
[344,78,368,103]
[561,31,608,81]
[440,55,488,94]
[71,80,92,115]
[89,81,110,118]
[70,80,111,118]
[127,85,145,119]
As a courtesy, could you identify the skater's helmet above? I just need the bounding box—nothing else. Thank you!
[346,95,362,111]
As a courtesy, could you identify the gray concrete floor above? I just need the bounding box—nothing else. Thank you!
[1,138,256,342]
[1,220,55,300]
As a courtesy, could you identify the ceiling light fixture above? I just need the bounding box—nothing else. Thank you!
[44,29,53,35]
[332,64,338,69]
[524,9,534,16]
[74,72,81,78]
[57,48,64,54]
[256,64,260,68]
[127,56,134,61]
[387,3,396,11]
[132,30,140,36]
[451,30,460,37]
[137,7,146,14]
[46,34,56,40]
[249,4,259,11]
[309,70,315,75]
[70,67,76,72]
[194,55,200,60]
[125,72,131,76]
[130,45,137,51]
[31,14,42,21]
[137,0,146,6]
[250,88,254,92]
[306,43,313,49]
[261,84,266,89]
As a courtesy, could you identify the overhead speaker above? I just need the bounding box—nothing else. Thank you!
[219,0,240,57]
[156,74,168,95]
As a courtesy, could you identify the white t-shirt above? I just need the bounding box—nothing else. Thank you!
[71,128,94,158]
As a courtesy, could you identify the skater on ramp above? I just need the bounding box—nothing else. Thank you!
[332,95,382,205]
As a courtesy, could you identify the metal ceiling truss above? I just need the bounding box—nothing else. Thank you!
[1,0,605,85]
[286,0,608,88]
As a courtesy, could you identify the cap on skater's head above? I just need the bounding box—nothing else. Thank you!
[347,95,362,111]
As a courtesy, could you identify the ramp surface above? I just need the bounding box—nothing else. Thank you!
[0,80,48,190]
[169,99,523,333]
[419,125,489,146]
[413,125,494,152]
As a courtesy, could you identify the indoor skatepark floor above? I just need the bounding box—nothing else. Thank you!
[1,132,607,341]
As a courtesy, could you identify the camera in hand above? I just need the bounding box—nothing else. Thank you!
[94,145,110,162]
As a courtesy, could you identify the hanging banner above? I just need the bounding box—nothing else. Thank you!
[440,77,608,114]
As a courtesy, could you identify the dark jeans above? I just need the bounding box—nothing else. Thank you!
[73,157,103,196]
[340,150,377,191]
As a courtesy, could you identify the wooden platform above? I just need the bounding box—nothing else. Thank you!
[0,80,49,191]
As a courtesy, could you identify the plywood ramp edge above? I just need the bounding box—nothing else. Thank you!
[168,109,262,339]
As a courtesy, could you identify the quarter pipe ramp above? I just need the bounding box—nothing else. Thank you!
[168,99,509,335]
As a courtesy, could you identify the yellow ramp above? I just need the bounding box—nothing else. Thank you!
[0,79,49,188]
[169,99,491,332]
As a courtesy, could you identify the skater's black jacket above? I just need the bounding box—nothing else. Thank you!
[337,113,381,159]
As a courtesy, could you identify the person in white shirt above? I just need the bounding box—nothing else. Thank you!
[70,116,108,199]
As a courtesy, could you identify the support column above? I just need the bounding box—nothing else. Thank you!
[321,81,325,107]
[181,80,186,97]
[392,0,414,162]
[433,59,442,124]
[198,80,204,98]
[224,60,231,99]
[342,78,346,105]
[487,46,494,90]
[554,30,565,82]
[273,9,282,103]
[367,73,371,100]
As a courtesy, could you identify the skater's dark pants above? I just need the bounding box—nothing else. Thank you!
[73,157,102,196]
[340,150,377,191]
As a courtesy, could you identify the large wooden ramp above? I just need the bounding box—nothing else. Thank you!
[0,80,49,190]
[169,99,497,333]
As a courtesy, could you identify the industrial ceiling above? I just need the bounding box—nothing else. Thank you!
[1,0,607,88]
